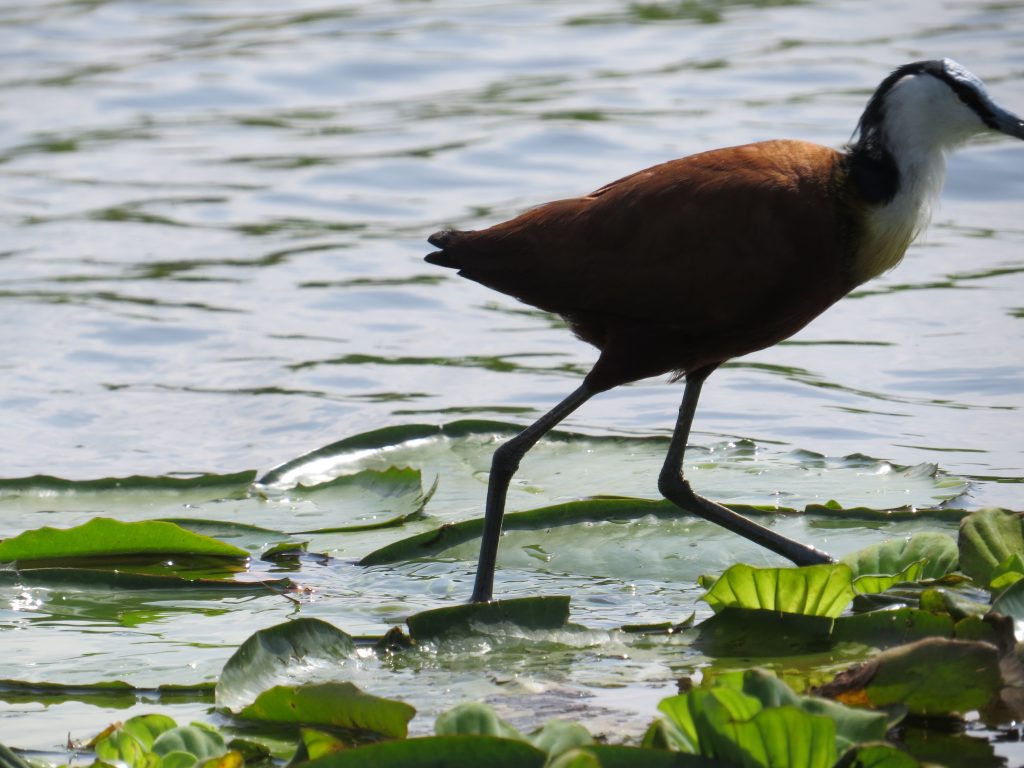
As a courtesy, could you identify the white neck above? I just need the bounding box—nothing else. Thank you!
[852,74,977,284]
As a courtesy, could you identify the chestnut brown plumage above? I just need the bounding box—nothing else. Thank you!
[426,59,1024,603]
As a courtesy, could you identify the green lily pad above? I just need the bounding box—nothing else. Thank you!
[701,564,855,618]
[958,508,1024,587]
[434,702,524,740]
[851,562,925,596]
[714,670,893,752]
[406,596,571,640]
[658,687,837,768]
[818,638,1002,716]
[299,735,547,768]
[238,682,415,739]
[216,618,358,712]
[0,518,247,564]
[843,533,958,580]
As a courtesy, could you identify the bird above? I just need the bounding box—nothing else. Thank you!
[425,59,1024,604]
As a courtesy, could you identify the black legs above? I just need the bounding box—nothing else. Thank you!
[471,383,596,603]
[657,368,833,566]
[471,371,831,603]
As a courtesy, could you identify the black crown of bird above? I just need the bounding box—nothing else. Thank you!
[425,59,1024,603]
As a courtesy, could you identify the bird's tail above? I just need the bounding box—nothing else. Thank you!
[425,228,470,269]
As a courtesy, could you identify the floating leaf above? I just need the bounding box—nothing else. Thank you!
[238,682,415,739]
[831,608,955,649]
[285,468,434,533]
[958,508,1024,587]
[0,567,289,593]
[216,618,358,712]
[406,596,570,640]
[299,735,547,768]
[701,564,855,618]
[843,534,958,580]
[0,518,247,564]
[260,420,966,512]
[818,638,1002,716]
[359,499,674,565]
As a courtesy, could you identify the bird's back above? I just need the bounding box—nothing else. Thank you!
[428,139,860,387]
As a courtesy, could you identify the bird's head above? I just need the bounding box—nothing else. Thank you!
[854,59,1024,159]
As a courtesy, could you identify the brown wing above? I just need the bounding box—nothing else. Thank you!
[433,140,855,373]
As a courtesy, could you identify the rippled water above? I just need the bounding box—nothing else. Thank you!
[1,0,1023,757]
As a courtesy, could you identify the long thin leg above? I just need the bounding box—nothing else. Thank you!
[657,368,833,566]
[472,383,596,603]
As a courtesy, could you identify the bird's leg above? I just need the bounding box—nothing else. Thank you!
[472,383,596,603]
[657,369,833,566]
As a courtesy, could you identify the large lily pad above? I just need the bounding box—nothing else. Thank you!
[260,421,966,516]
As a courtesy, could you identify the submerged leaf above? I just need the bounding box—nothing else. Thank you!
[701,564,855,618]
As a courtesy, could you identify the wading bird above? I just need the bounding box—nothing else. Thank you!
[426,59,1024,603]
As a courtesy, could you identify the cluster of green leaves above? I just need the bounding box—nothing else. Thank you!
[3,446,1024,767]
